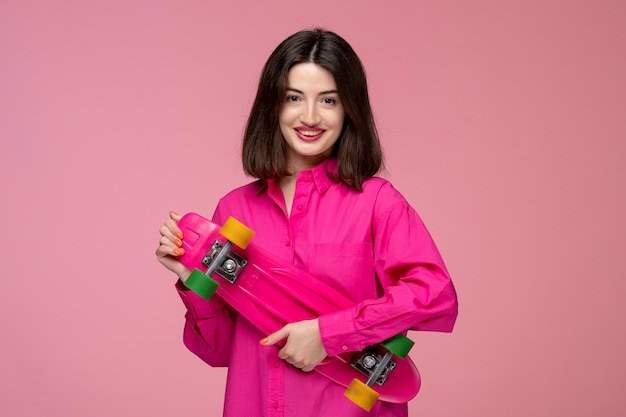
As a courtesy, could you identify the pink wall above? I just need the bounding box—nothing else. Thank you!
[1,0,625,416]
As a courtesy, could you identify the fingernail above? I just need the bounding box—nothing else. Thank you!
[170,211,179,217]
[174,248,185,256]
[176,231,183,240]
[259,338,268,345]
[175,239,183,248]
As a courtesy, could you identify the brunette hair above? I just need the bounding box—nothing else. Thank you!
[242,28,383,190]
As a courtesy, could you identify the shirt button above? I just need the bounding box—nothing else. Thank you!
[297,205,304,211]
[285,241,291,247]
[342,345,348,351]
[273,401,279,409]
[275,360,281,368]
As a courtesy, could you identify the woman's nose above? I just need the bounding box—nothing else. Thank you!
[300,103,320,126]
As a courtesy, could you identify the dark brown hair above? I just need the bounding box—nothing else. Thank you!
[242,29,383,190]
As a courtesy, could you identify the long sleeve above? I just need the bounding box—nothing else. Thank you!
[175,208,238,367]
[318,199,458,357]
[176,282,237,367]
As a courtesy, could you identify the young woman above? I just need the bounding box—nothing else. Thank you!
[156,29,458,417]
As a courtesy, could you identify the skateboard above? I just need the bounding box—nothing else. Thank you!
[176,212,421,411]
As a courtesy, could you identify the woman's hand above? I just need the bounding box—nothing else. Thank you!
[156,211,191,282]
[261,319,328,372]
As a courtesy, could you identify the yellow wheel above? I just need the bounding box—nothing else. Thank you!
[220,216,256,249]
[344,378,379,412]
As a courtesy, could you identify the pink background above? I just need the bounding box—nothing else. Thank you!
[1,0,625,416]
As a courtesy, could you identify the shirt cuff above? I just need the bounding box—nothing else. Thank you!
[318,308,362,357]
[175,280,225,319]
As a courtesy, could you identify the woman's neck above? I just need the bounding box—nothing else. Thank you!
[278,174,298,217]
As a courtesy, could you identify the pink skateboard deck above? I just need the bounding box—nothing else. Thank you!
[176,212,421,409]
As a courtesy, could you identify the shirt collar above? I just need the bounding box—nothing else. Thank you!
[310,157,337,193]
[260,158,338,196]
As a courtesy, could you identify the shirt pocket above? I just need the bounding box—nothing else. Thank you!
[305,242,378,302]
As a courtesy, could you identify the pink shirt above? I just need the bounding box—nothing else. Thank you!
[176,159,458,417]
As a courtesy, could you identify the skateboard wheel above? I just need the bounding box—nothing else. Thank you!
[220,217,256,249]
[184,269,219,300]
[381,334,414,359]
[344,378,379,412]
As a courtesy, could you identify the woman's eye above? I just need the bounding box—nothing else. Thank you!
[322,97,336,105]
[286,95,300,102]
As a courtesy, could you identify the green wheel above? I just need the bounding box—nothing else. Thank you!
[220,217,256,249]
[380,334,414,359]
[184,269,219,300]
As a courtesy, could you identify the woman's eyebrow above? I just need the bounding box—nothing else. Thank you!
[286,87,338,95]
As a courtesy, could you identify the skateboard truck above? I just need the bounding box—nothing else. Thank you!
[201,239,248,284]
[351,347,397,386]
[344,334,415,411]
[344,349,398,411]
[183,217,256,300]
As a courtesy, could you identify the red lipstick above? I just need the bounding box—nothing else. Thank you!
[295,126,324,141]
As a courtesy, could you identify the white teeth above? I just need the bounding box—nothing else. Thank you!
[298,130,322,137]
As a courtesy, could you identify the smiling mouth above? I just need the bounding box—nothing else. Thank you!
[295,128,324,141]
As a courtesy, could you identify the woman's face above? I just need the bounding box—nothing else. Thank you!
[279,63,345,172]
